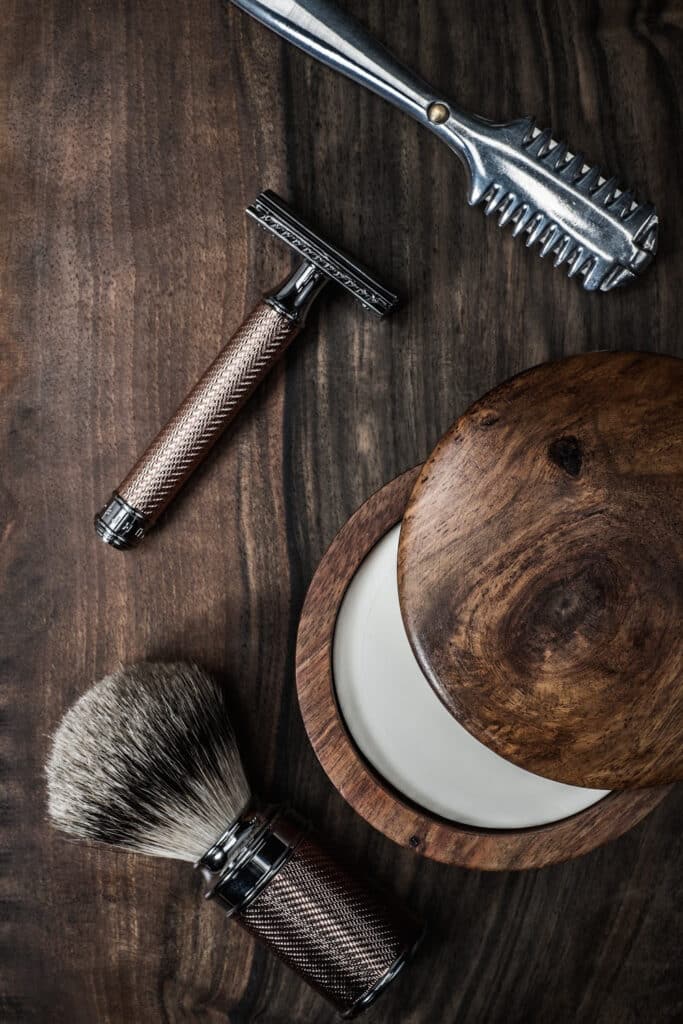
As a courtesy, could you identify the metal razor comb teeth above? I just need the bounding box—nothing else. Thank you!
[476,119,658,291]
[229,0,659,293]
[478,182,602,284]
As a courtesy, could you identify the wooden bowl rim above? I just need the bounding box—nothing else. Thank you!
[295,467,671,869]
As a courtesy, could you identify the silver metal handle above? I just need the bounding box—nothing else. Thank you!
[231,0,658,292]
[231,0,446,127]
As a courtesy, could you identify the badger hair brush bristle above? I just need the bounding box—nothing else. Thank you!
[46,662,252,862]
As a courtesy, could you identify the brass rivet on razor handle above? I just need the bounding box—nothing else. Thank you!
[95,190,398,549]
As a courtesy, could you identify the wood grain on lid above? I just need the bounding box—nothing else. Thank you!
[398,352,683,789]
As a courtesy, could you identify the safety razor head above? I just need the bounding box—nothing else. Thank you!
[247,190,399,317]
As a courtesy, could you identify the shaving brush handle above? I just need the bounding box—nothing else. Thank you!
[236,832,420,1016]
[95,302,297,547]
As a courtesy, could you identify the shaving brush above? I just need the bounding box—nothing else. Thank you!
[46,662,421,1017]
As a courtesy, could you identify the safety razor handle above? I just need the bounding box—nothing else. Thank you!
[96,301,299,548]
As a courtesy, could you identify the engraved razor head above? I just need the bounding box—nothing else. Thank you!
[247,190,399,316]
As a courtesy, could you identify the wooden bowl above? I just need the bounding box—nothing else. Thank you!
[295,468,671,869]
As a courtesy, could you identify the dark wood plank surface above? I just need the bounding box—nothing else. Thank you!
[2,1,681,1021]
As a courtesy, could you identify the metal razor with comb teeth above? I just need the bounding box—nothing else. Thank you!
[95,191,397,549]
[230,0,658,291]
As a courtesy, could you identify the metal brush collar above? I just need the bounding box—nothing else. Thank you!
[197,805,303,916]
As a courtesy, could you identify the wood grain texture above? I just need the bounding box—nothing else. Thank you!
[398,352,683,790]
[296,467,672,869]
[2,1,682,1022]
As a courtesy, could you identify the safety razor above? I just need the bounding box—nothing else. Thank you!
[95,191,397,549]
[230,0,658,291]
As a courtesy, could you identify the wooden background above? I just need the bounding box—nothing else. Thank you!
[2,1,682,1021]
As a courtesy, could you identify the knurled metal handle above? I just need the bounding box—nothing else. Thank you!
[237,834,420,1017]
[114,301,297,523]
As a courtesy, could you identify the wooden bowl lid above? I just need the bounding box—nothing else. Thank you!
[398,352,683,790]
